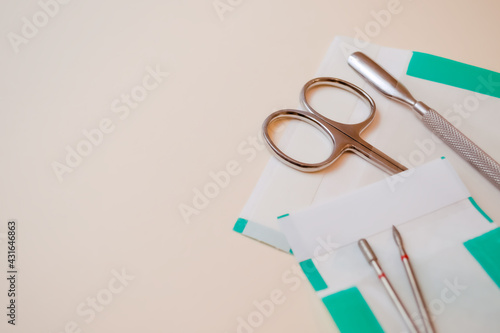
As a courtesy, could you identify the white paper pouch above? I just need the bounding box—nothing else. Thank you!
[279,158,500,333]
[234,36,500,252]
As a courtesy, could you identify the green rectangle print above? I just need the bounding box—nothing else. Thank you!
[407,52,500,99]
[233,218,248,233]
[468,197,493,222]
[464,228,500,288]
[322,287,384,333]
[299,259,328,291]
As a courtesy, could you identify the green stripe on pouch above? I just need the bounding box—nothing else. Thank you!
[233,218,248,233]
[277,213,289,219]
[464,228,500,288]
[322,287,384,333]
[299,259,328,291]
[407,52,500,99]
[468,197,493,222]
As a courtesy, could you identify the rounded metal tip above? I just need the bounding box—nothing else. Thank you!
[347,52,417,107]
[358,238,377,262]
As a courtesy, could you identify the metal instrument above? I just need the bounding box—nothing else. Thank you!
[262,77,407,174]
[359,227,436,333]
[393,226,435,333]
[348,52,500,190]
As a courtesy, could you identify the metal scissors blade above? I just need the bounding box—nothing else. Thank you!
[262,77,407,174]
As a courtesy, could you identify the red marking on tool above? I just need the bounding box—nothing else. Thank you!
[401,254,409,260]
[378,273,385,279]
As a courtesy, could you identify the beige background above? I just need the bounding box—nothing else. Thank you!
[1,0,500,332]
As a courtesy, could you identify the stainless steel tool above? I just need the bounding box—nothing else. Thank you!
[359,228,437,333]
[358,238,419,333]
[262,77,407,174]
[348,52,500,190]
[393,226,435,333]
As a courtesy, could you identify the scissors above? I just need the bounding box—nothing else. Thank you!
[262,77,407,174]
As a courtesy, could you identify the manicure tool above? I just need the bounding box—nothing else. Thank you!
[348,52,500,190]
[393,226,435,333]
[262,77,407,174]
[358,227,435,333]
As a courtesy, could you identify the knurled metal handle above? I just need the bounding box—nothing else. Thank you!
[423,108,500,189]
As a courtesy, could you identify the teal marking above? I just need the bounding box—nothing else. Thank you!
[469,197,493,223]
[407,52,500,99]
[277,213,289,219]
[322,287,384,333]
[441,156,446,159]
[289,248,294,255]
[464,228,500,288]
[299,259,328,291]
[233,218,248,233]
